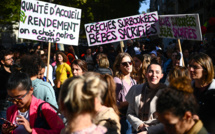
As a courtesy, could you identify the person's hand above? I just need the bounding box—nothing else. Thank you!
[193,114,199,121]
[16,115,32,133]
[138,123,149,131]
[1,123,17,134]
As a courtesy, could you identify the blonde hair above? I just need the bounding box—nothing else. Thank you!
[59,74,107,119]
[99,57,109,68]
[168,66,191,84]
[113,52,135,79]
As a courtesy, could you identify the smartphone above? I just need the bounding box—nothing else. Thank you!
[0,118,18,129]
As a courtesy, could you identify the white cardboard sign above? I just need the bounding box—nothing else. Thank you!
[19,0,82,45]
[85,11,159,46]
[159,14,202,41]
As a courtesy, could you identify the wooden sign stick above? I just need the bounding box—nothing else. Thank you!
[120,41,124,52]
[178,39,185,67]
[46,42,51,82]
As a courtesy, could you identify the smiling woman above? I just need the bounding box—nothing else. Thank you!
[126,62,166,133]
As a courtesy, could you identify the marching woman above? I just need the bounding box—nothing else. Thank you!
[58,75,107,134]
[2,72,64,134]
[188,52,215,133]
[113,52,136,134]
[55,52,73,99]
[71,59,88,77]
[126,62,166,133]
[55,52,73,88]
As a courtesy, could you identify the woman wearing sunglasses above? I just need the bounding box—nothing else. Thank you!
[113,52,136,134]
[188,52,215,133]
[2,72,64,134]
[126,62,166,133]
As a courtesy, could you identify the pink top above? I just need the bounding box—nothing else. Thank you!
[6,96,64,134]
[64,124,107,134]
[51,61,56,67]
[114,77,136,102]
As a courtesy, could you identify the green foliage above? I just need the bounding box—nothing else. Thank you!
[0,0,21,25]
[0,0,145,34]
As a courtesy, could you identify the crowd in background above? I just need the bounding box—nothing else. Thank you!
[0,37,215,134]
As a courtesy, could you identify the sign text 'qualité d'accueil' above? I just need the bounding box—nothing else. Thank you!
[159,14,202,41]
[85,11,159,46]
[19,0,81,45]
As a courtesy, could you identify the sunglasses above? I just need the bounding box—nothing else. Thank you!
[121,61,132,66]
[7,90,29,103]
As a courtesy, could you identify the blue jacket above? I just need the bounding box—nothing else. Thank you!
[32,78,58,108]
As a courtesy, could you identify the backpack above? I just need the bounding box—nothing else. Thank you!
[34,102,63,129]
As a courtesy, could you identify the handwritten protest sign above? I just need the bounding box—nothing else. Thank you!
[19,0,81,45]
[159,14,202,41]
[85,11,159,46]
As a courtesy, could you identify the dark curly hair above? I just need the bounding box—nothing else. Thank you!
[20,54,42,77]
[56,51,68,64]
[156,77,199,118]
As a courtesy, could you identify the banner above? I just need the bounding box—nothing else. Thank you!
[85,11,159,46]
[159,14,202,41]
[19,0,81,45]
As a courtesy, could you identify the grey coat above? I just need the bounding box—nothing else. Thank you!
[125,83,166,131]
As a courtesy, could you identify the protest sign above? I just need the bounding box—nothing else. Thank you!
[19,0,81,45]
[159,14,202,41]
[85,11,159,46]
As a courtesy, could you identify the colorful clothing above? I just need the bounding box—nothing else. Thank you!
[56,63,73,85]
[6,96,64,134]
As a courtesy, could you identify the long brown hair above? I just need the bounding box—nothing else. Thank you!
[56,51,68,64]
[100,74,120,115]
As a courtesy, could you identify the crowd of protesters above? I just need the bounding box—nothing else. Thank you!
[0,38,215,134]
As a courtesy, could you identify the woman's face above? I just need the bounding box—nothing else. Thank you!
[158,111,188,134]
[7,84,33,109]
[188,60,205,80]
[146,64,163,86]
[119,56,133,75]
[58,54,63,63]
[38,67,45,79]
[133,57,142,72]
[53,55,56,61]
[99,46,103,52]
[72,64,84,76]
